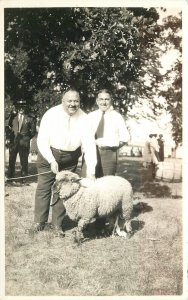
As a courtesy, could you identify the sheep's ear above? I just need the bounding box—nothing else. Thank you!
[71,178,82,183]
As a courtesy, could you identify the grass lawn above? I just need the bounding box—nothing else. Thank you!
[4,156,183,296]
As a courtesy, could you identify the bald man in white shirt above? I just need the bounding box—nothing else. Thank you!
[31,88,97,235]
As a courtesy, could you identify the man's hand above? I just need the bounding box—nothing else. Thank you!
[95,138,105,147]
[80,175,96,188]
[86,174,96,181]
[5,139,10,148]
[118,141,127,149]
[50,161,59,174]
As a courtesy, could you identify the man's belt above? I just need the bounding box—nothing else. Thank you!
[51,147,81,154]
[98,146,118,151]
[15,132,30,136]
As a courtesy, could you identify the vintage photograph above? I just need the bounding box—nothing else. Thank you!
[2,0,187,297]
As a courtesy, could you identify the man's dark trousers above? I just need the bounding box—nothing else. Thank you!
[8,136,30,177]
[34,148,81,228]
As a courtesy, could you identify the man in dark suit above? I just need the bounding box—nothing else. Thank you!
[157,134,165,162]
[6,100,36,180]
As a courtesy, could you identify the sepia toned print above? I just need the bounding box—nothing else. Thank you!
[2,0,187,298]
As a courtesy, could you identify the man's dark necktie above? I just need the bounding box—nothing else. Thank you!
[95,112,105,139]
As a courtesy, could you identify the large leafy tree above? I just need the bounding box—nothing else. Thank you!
[159,13,182,145]
[4,7,162,117]
[5,7,182,145]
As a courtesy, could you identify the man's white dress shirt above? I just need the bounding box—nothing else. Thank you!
[87,107,130,147]
[37,104,97,175]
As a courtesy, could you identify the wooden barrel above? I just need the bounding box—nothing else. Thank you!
[156,161,182,182]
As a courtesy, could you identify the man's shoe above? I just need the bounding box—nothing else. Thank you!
[51,224,65,237]
[26,222,45,234]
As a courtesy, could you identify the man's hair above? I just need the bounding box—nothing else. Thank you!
[62,87,80,99]
[97,88,111,95]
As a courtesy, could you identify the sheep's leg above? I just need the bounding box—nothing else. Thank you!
[74,219,90,244]
[124,220,132,237]
[112,214,131,239]
[111,215,119,237]
[121,196,133,237]
[115,215,128,238]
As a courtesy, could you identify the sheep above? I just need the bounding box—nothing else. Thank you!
[51,170,133,243]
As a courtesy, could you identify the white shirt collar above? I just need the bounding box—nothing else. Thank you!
[99,105,114,115]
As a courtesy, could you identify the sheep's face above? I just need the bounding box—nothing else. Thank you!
[53,171,81,200]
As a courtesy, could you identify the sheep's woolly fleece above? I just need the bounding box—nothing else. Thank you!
[55,171,133,223]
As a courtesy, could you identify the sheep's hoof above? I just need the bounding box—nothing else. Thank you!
[53,230,65,238]
[74,231,84,244]
[126,232,133,239]
[50,224,65,238]
[111,233,116,238]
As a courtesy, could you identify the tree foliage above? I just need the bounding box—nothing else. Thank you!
[4,7,162,115]
[159,13,182,145]
[4,7,182,144]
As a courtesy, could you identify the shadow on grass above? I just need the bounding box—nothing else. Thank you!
[131,220,145,232]
[81,219,145,242]
[61,215,77,231]
[133,201,153,217]
[139,181,171,197]
[38,217,77,233]
[118,158,172,198]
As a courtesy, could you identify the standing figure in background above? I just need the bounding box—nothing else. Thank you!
[143,134,159,178]
[82,89,130,231]
[157,134,165,162]
[150,134,160,164]
[6,100,36,180]
[143,134,153,168]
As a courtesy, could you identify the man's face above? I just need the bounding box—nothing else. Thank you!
[62,91,80,115]
[96,91,112,112]
[17,107,25,114]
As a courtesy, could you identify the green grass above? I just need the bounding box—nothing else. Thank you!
[4,157,183,296]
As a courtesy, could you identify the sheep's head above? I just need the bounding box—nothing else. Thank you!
[52,171,81,201]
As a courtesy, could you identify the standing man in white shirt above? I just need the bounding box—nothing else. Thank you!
[82,89,130,231]
[31,88,97,235]
[82,89,130,177]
